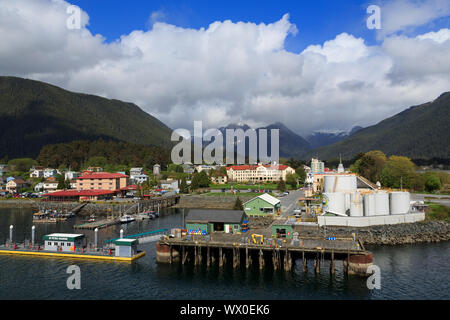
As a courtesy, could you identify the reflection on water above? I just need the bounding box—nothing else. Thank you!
[0,207,448,299]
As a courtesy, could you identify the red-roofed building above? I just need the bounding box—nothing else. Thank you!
[226,163,295,182]
[76,172,129,191]
[43,190,115,201]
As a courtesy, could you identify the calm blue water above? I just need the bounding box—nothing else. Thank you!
[0,207,448,300]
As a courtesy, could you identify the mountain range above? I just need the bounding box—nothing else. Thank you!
[0,76,172,159]
[0,76,448,161]
[302,92,450,160]
[305,126,363,149]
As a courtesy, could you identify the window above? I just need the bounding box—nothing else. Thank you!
[48,242,51,245]
[54,242,58,246]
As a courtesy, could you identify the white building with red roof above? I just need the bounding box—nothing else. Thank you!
[226,163,295,182]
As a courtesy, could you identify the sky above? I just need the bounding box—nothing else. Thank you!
[1,0,450,136]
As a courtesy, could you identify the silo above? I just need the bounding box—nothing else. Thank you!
[350,192,364,217]
[363,193,375,216]
[324,176,336,193]
[323,192,346,216]
[324,175,357,193]
[374,192,390,216]
[345,193,351,212]
[390,192,411,215]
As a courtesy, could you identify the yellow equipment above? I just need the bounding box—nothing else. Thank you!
[251,234,264,245]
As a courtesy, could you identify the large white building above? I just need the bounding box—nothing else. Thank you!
[310,158,325,173]
[226,163,295,182]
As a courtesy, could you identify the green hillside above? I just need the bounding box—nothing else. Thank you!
[0,76,173,158]
[303,92,450,160]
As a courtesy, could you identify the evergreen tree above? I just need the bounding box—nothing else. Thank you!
[277,178,286,192]
[233,197,243,210]
[56,174,66,189]
[180,177,189,194]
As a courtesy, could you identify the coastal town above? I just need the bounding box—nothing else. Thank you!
[1,152,448,277]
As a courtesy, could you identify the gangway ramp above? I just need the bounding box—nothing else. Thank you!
[105,228,169,245]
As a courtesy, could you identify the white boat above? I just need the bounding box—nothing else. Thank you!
[120,215,135,223]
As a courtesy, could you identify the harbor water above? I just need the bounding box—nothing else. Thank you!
[0,207,448,300]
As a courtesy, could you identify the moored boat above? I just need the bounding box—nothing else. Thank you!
[120,215,135,223]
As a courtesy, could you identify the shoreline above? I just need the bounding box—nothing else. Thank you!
[1,199,448,246]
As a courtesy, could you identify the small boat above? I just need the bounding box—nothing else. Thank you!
[120,215,135,223]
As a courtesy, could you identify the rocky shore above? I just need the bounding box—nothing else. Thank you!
[298,220,450,245]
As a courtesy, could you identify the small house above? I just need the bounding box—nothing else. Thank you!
[272,223,294,239]
[185,209,247,234]
[6,178,27,193]
[161,179,179,190]
[243,193,281,216]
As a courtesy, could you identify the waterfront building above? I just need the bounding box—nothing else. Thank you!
[185,209,247,234]
[76,172,129,191]
[226,163,295,182]
[86,166,103,172]
[43,233,85,252]
[114,239,139,258]
[243,193,281,216]
[44,189,115,201]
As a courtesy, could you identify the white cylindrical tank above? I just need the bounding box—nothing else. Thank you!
[323,192,346,216]
[374,192,390,216]
[350,192,364,217]
[390,192,411,215]
[324,175,357,193]
[363,193,375,216]
[345,193,351,212]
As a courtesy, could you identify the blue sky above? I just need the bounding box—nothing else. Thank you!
[71,0,379,52]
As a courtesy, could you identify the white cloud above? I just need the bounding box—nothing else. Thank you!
[0,0,449,137]
[378,0,450,38]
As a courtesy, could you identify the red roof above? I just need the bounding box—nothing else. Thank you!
[44,190,115,197]
[77,172,128,180]
[118,184,138,191]
[226,164,290,171]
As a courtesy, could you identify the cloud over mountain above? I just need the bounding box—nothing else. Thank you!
[1,0,450,136]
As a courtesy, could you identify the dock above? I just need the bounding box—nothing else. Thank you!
[74,219,120,230]
[0,245,145,262]
[157,232,373,275]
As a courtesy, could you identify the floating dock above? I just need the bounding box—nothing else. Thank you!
[73,219,120,230]
[0,245,145,262]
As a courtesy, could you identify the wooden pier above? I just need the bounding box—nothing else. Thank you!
[157,235,372,276]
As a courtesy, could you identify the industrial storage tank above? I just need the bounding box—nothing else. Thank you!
[390,192,411,214]
[374,192,390,216]
[324,175,357,193]
[350,192,364,217]
[345,192,351,212]
[363,193,375,216]
[323,192,346,216]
